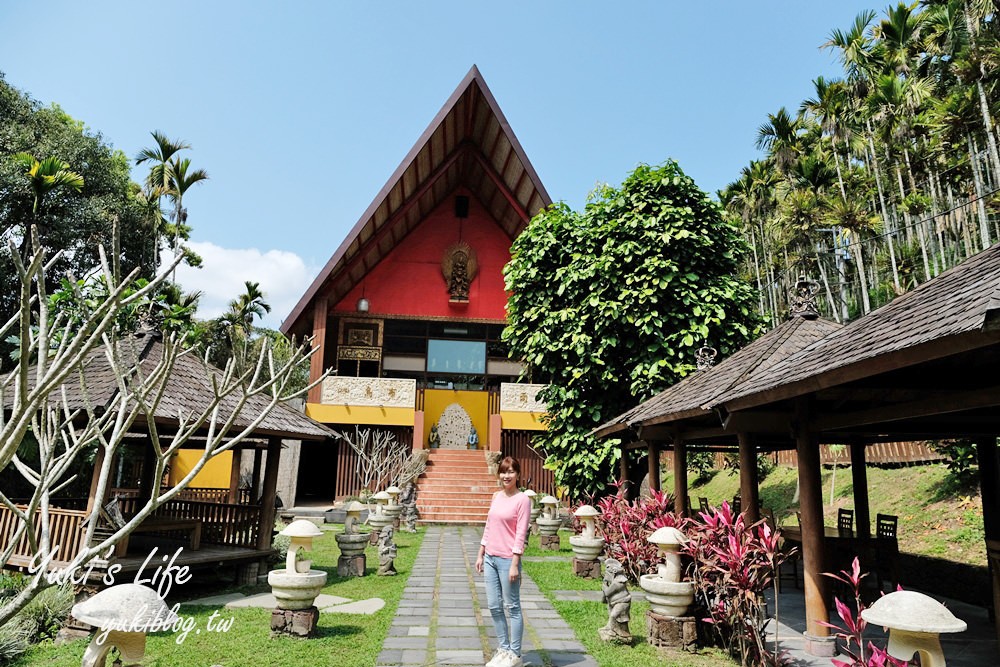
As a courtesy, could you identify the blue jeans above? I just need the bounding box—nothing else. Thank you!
[483,553,523,656]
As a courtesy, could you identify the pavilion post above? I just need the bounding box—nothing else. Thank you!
[251,447,263,502]
[228,449,242,504]
[672,437,688,517]
[137,442,157,505]
[307,297,328,404]
[850,441,871,540]
[647,441,661,493]
[256,438,282,552]
[794,401,834,656]
[737,432,760,524]
[976,436,1000,641]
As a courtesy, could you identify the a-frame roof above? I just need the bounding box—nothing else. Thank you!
[594,314,841,440]
[281,66,552,337]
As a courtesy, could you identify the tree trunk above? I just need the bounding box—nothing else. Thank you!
[851,231,872,315]
[867,127,901,291]
[969,134,992,248]
[897,164,931,281]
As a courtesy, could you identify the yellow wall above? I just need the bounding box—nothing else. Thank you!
[500,411,547,431]
[168,450,233,489]
[423,389,489,449]
[306,403,415,426]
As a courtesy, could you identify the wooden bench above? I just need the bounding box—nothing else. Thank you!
[129,517,202,550]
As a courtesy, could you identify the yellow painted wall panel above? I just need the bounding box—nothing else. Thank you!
[423,389,489,449]
[500,411,547,431]
[306,403,415,426]
[169,450,232,488]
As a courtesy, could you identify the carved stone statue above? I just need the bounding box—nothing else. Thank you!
[441,242,478,302]
[599,558,632,643]
[377,525,397,576]
[399,482,418,533]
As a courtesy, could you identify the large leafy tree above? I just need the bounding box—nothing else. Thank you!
[504,160,760,498]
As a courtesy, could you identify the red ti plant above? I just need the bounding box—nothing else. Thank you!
[593,482,682,583]
[821,558,906,667]
[683,502,789,666]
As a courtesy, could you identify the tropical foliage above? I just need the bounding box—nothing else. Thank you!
[724,1,1000,326]
[504,160,759,498]
[593,486,679,582]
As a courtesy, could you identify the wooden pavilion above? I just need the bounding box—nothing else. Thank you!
[597,243,1000,655]
[0,330,333,582]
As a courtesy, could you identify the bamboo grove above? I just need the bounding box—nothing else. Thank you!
[722,1,1000,326]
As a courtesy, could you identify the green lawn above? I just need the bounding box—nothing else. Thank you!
[672,462,986,565]
[522,535,736,667]
[13,526,424,667]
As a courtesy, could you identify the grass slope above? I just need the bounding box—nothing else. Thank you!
[671,462,985,564]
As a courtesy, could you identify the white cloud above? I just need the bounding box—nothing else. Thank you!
[168,242,318,330]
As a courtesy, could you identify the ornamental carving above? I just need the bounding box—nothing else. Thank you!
[435,403,474,449]
[499,383,548,413]
[441,242,478,302]
[789,276,820,319]
[321,377,416,408]
[337,346,382,362]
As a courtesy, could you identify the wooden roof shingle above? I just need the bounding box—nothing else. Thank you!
[595,314,841,438]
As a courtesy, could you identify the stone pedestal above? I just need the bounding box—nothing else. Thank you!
[645,610,697,650]
[271,606,320,638]
[804,633,837,657]
[337,554,366,577]
[540,534,561,550]
[572,558,601,579]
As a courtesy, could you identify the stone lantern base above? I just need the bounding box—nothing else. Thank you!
[540,535,561,550]
[572,558,601,579]
[337,554,366,577]
[645,610,697,650]
[271,606,320,638]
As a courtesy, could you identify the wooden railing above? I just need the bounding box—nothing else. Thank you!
[501,430,556,497]
[0,505,87,568]
[115,498,260,549]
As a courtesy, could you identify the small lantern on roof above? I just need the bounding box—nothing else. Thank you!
[861,590,966,667]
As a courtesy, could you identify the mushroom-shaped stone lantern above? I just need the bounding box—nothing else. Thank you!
[368,491,393,530]
[384,485,403,524]
[569,505,605,561]
[536,495,562,537]
[267,520,328,612]
[638,526,694,617]
[73,583,178,667]
[524,489,540,524]
[861,591,966,667]
[282,519,323,573]
[336,501,370,577]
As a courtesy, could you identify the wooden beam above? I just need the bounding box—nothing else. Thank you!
[738,432,760,524]
[723,410,794,434]
[256,438,282,551]
[647,441,660,493]
[307,297,328,404]
[818,385,1000,431]
[794,401,832,653]
[470,149,530,223]
[673,438,688,517]
[850,441,871,540]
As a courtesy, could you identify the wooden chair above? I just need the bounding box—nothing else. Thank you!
[698,497,710,513]
[875,513,899,591]
[731,495,741,514]
[838,508,854,537]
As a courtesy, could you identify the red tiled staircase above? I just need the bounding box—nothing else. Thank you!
[415,449,498,524]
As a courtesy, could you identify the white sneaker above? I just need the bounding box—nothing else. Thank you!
[485,649,506,667]
[502,651,523,667]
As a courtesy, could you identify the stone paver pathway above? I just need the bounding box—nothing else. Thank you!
[378,525,597,667]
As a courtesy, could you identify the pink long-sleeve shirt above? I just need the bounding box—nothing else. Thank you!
[481,490,532,558]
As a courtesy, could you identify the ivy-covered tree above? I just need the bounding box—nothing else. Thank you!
[503,160,759,498]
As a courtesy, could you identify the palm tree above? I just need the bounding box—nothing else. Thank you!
[12,153,84,259]
[226,281,272,333]
[136,131,190,194]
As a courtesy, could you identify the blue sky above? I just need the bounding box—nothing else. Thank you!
[0,1,878,327]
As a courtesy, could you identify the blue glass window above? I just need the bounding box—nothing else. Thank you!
[427,339,486,374]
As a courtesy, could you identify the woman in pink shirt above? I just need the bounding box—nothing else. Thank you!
[475,456,531,667]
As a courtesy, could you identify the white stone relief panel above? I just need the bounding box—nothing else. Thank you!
[499,383,548,412]
[321,377,416,408]
[436,403,473,449]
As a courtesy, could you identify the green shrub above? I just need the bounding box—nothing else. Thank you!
[272,519,291,563]
[0,617,31,664]
[18,584,74,641]
[687,451,717,484]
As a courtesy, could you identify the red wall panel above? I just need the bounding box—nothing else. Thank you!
[332,188,511,320]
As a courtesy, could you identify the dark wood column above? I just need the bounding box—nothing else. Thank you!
[738,432,760,524]
[256,438,283,551]
[307,297,328,404]
[228,449,242,504]
[137,442,157,505]
[850,441,871,540]
[794,401,833,655]
[976,436,1000,643]
[647,441,661,493]
[673,438,689,516]
[250,447,263,502]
